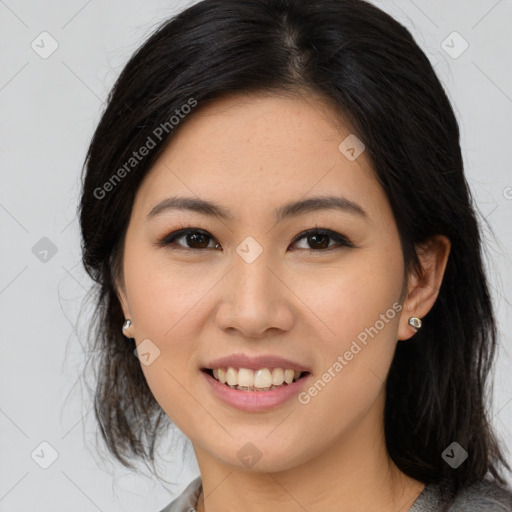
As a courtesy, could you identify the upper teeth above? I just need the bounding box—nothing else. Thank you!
[212,367,302,388]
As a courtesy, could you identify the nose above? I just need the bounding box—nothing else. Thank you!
[215,249,295,338]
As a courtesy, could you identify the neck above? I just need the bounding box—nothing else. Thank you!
[193,392,425,512]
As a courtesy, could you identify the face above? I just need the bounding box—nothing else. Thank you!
[117,92,423,473]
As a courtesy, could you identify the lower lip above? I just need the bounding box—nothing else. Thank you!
[201,370,311,412]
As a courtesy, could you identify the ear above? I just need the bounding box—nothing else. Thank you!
[116,278,134,339]
[398,234,451,341]
[117,285,130,318]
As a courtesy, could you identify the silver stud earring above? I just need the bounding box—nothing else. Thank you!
[408,317,422,330]
[122,319,132,333]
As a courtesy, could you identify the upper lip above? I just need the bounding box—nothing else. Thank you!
[203,353,311,372]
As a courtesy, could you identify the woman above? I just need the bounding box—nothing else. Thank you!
[79,0,512,510]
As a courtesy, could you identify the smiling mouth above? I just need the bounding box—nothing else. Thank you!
[201,367,310,392]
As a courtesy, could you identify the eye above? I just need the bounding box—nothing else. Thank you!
[290,228,355,252]
[156,226,354,252]
[157,227,220,250]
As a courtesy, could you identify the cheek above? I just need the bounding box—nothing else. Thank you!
[290,247,403,414]
[124,241,211,339]
[123,246,224,431]
[292,246,404,351]
[140,355,194,410]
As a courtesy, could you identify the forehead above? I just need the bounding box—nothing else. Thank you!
[132,92,390,227]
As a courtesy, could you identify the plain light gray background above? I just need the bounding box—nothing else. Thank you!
[1,0,511,510]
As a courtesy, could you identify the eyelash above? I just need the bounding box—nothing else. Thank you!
[156,224,355,253]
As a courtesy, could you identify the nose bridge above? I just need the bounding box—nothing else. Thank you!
[216,241,292,336]
[231,243,276,307]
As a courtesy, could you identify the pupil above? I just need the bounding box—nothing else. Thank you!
[309,233,329,249]
[188,232,209,248]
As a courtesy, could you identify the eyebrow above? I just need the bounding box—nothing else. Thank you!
[146,194,368,223]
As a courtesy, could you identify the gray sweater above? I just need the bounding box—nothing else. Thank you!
[159,475,512,511]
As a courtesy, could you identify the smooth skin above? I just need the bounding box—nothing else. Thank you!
[117,91,451,512]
